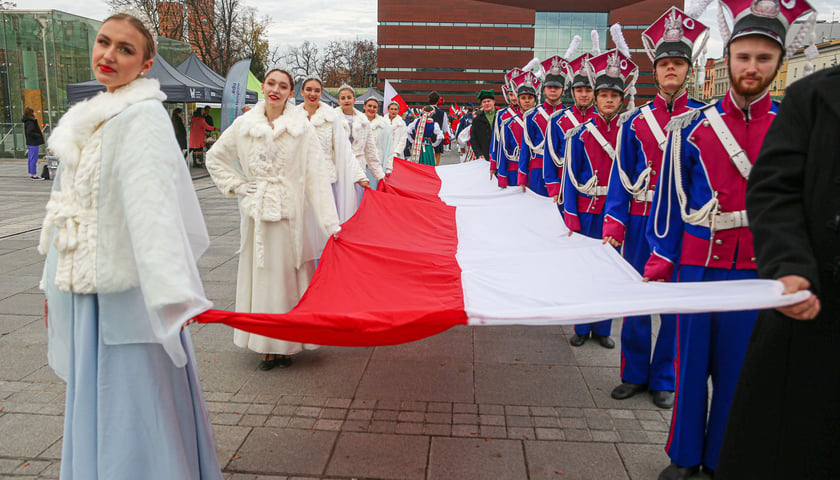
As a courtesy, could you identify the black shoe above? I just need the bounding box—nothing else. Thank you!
[259,354,293,370]
[569,333,589,347]
[593,334,615,349]
[611,382,647,400]
[651,390,675,409]
[658,463,699,480]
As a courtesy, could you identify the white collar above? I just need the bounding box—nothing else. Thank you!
[240,101,305,139]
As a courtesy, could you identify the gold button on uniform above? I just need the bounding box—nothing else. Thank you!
[715,239,723,245]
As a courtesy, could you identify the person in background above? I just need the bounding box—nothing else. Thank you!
[497,71,538,188]
[203,106,215,127]
[563,49,638,349]
[603,7,708,410]
[427,91,448,165]
[171,107,187,153]
[206,69,339,371]
[471,90,495,164]
[335,85,385,189]
[387,100,408,161]
[406,106,443,166]
[189,108,217,167]
[22,106,45,180]
[363,98,393,176]
[38,12,222,479]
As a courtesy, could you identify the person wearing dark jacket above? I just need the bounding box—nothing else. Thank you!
[171,108,188,151]
[717,65,840,480]
[22,107,45,180]
[470,89,495,163]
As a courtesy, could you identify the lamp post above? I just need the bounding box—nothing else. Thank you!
[36,17,52,132]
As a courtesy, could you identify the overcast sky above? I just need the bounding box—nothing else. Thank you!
[21,0,839,61]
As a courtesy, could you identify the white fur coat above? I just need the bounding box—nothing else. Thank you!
[207,101,339,268]
[39,78,211,376]
[335,107,385,180]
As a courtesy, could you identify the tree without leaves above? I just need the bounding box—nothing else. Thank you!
[284,41,321,82]
[319,39,377,88]
[0,1,18,10]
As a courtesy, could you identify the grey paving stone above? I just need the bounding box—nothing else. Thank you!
[14,460,51,475]
[271,405,297,416]
[327,432,428,480]
[475,325,574,365]
[286,417,316,430]
[314,419,342,431]
[640,419,669,432]
[372,399,400,410]
[214,413,244,425]
[320,407,346,420]
[0,413,63,457]
[368,420,396,433]
[507,427,535,440]
[560,417,587,429]
[425,412,450,424]
[396,422,425,434]
[535,428,565,440]
[324,398,351,408]
[428,438,527,480]
[356,358,474,402]
[586,417,615,430]
[398,411,424,423]
[451,424,481,437]
[525,440,630,479]
[299,396,327,407]
[563,429,592,442]
[533,416,560,428]
[427,401,451,413]
[265,416,290,428]
[246,404,273,415]
[478,404,504,415]
[480,425,508,438]
[618,430,649,444]
[211,424,251,469]
[239,414,267,427]
[477,363,596,407]
[591,430,620,442]
[452,413,478,424]
[228,428,337,476]
[424,423,451,436]
[453,403,477,414]
[616,443,672,480]
[480,414,505,426]
[295,406,322,418]
[613,417,641,430]
[530,406,557,417]
[345,409,372,421]
[646,431,669,444]
[401,400,427,411]
[506,415,533,427]
[373,409,398,421]
[341,420,370,432]
[609,408,637,419]
[0,458,23,473]
[350,398,375,409]
[505,405,530,416]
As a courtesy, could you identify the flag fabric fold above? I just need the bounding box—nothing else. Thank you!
[196,158,809,346]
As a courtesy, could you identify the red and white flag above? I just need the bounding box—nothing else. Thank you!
[197,159,807,346]
[384,80,409,115]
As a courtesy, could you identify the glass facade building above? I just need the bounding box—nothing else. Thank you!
[0,10,191,157]
[533,12,609,62]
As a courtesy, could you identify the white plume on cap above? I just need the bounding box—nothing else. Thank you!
[686,0,715,20]
[591,30,601,56]
[564,35,581,60]
[521,57,541,73]
[610,23,631,58]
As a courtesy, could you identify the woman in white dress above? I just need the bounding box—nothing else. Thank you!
[206,70,339,370]
[39,12,222,479]
[363,98,393,176]
[335,85,385,190]
[298,76,367,222]
[387,100,408,161]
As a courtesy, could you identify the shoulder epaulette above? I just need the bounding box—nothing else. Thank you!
[665,109,701,132]
[564,121,587,139]
[618,106,640,126]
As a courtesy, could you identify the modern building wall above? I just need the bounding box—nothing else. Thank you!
[377,0,674,106]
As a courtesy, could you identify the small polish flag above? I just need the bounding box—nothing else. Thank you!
[384,80,409,115]
[196,160,807,346]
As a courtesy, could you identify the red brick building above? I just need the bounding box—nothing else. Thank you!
[378,0,675,106]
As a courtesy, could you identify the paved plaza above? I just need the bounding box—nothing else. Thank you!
[0,153,712,479]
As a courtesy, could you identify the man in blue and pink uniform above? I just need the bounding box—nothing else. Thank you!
[517,56,567,195]
[497,71,539,188]
[563,49,638,348]
[543,53,596,207]
[603,7,709,410]
[644,0,816,477]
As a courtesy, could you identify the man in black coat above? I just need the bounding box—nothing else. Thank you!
[470,89,495,163]
[717,65,840,479]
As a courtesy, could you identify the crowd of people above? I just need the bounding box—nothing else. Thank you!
[466,0,834,479]
[33,0,837,477]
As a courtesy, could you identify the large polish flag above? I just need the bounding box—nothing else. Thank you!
[196,159,807,346]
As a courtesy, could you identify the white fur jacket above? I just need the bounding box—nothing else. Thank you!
[302,102,366,184]
[39,78,211,375]
[206,101,339,267]
[369,115,393,174]
[390,114,408,161]
[335,107,385,180]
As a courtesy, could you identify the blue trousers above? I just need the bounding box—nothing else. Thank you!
[620,215,676,391]
[28,145,39,175]
[665,265,758,471]
[573,211,612,337]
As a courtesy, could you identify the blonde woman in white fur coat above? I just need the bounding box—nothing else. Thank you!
[363,98,394,176]
[387,100,408,160]
[298,76,368,222]
[38,13,222,479]
[335,85,385,190]
[206,69,339,370]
